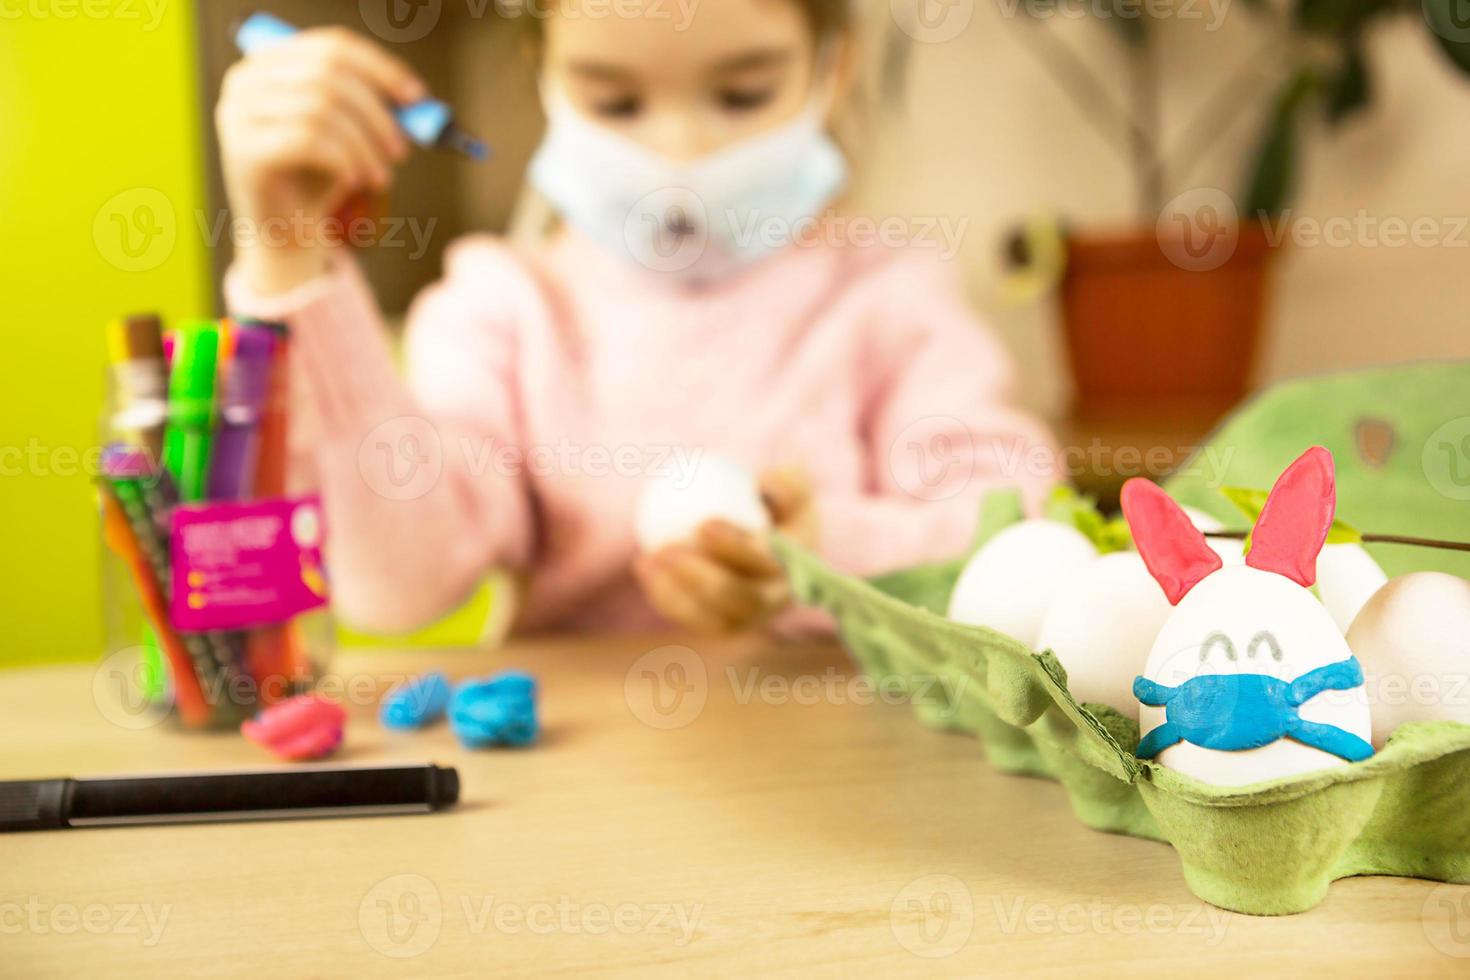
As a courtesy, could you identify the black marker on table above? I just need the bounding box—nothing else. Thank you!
[0,763,459,832]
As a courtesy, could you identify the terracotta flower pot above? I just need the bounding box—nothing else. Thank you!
[1059,225,1277,420]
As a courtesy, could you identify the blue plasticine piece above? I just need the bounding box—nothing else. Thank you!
[380,672,452,730]
[449,671,539,748]
[1133,656,1373,762]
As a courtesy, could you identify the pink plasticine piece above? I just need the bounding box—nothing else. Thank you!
[241,694,345,761]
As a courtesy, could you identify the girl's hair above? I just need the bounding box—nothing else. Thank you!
[792,0,854,42]
[506,0,854,45]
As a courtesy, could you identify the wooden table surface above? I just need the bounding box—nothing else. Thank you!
[3,636,1467,978]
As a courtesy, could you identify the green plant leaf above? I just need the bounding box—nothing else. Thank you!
[1242,69,1316,217]
[1102,0,1149,46]
[1220,486,1269,521]
[1046,486,1134,553]
[1242,114,1296,218]
[1325,45,1371,125]
[1294,0,1367,34]
[1096,517,1135,553]
[1219,485,1364,553]
[1424,0,1470,75]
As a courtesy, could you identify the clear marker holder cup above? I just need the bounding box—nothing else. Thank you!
[97,315,333,731]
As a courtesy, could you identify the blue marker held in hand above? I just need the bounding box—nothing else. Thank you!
[380,672,452,730]
[234,12,489,161]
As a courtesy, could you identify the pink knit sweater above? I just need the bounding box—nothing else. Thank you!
[224,231,1058,633]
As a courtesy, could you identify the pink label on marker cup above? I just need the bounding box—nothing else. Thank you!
[169,496,328,632]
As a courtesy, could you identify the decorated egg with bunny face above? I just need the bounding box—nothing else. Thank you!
[1123,447,1374,787]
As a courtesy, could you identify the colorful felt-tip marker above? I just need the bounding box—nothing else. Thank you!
[207,323,276,500]
[161,321,220,502]
[97,488,210,726]
[105,314,169,464]
[234,12,489,161]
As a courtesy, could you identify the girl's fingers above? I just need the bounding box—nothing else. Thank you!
[697,520,783,578]
[264,121,359,191]
[633,556,727,633]
[760,466,818,545]
[233,31,418,175]
[298,27,427,105]
[660,547,766,625]
[760,466,811,525]
[665,547,791,629]
[243,79,399,189]
[328,71,410,163]
[315,102,392,190]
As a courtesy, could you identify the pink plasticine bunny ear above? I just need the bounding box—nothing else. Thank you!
[1246,446,1336,587]
[1120,478,1223,605]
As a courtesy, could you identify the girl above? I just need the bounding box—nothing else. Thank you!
[214,0,1057,635]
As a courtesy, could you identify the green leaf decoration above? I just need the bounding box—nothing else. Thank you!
[1219,485,1364,553]
[1046,486,1133,554]
[973,488,1026,551]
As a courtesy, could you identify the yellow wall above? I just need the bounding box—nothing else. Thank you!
[0,1,212,665]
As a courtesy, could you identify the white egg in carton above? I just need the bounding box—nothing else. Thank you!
[946,447,1469,788]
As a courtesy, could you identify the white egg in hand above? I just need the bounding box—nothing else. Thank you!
[1036,552,1173,711]
[635,454,771,551]
[1315,543,1387,633]
[1346,571,1470,747]
[946,519,1098,647]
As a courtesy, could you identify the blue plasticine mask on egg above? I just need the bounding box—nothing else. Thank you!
[1133,656,1374,763]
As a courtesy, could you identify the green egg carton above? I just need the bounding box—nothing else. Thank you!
[776,359,1470,914]
[778,534,1470,914]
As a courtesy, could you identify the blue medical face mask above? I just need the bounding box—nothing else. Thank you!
[1133,656,1374,763]
[527,91,848,285]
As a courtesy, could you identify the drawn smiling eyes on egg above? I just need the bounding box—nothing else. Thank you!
[1198,630,1285,663]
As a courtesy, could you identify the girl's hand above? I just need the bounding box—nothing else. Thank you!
[634,468,815,634]
[215,27,426,294]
